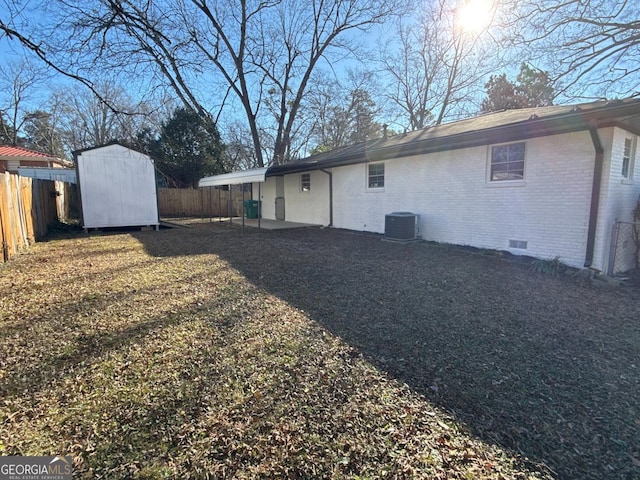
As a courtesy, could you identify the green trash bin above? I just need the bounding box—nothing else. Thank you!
[243,200,261,219]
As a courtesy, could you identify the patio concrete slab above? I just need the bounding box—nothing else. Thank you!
[231,217,322,230]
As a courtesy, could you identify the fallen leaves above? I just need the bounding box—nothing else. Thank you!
[0,223,638,479]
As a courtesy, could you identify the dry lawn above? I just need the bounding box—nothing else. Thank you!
[1,221,639,479]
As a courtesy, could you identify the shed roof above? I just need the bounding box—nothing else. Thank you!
[72,141,150,158]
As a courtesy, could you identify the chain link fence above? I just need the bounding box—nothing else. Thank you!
[609,221,640,275]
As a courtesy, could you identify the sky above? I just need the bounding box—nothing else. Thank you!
[1,0,638,152]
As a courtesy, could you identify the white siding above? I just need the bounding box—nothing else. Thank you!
[254,172,330,225]
[254,178,276,219]
[77,144,159,228]
[332,131,596,268]
[283,171,330,225]
[594,127,640,273]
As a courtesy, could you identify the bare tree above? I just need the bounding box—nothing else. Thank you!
[305,70,383,151]
[186,0,404,165]
[221,121,260,171]
[502,0,640,98]
[57,81,167,152]
[0,60,45,145]
[22,110,66,157]
[381,0,499,131]
[4,0,405,167]
[0,1,132,112]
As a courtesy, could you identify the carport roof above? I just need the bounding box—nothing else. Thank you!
[198,167,269,187]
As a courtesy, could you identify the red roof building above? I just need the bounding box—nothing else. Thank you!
[0,145,71,173]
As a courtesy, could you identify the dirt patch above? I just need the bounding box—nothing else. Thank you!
[1,222,638,478]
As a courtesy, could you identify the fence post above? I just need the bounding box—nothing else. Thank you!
[0,176,6,262]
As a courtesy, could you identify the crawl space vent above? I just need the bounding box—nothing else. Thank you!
[509,239,528,249]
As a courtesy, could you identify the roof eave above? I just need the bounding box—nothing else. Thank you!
[267,116,593,176]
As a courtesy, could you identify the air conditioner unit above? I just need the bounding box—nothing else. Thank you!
[384,212,419,242]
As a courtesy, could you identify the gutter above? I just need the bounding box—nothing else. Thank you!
[320,169,333,226]
[584,121,604,268]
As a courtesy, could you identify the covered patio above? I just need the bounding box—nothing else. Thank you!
[198,168,321,230]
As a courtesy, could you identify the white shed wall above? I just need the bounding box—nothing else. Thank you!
[331,131,597,268]
[77,144,159,228]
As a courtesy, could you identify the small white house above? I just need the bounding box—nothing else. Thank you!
[74,142,159,230]
[200,98,640,274]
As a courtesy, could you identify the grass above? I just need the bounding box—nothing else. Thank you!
[529,256,567,276]
[1,222,639,479]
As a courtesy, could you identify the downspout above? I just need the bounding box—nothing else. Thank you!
[320,169,333,227]
[585,121,604,268]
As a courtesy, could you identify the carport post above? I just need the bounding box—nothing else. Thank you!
[242,183,245,229]
[258,182,261,230]
[228,184,232,225]
[200,188,205,221]
[218,187,222,223]
[209,186,213,222]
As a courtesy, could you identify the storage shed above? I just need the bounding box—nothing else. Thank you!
[74,143,159,230]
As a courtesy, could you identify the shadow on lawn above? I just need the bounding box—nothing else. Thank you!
[134,224,640,479]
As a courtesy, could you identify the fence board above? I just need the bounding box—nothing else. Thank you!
[0,172,61,263]
[157,188,245,218]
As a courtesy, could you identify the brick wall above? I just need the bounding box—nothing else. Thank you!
[332,130,597,268]
[594,126,640,273]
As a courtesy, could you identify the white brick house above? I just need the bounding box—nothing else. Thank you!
[200,99,640,274]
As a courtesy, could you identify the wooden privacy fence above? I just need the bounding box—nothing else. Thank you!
[157,188,245,218]
[0,172,60,263]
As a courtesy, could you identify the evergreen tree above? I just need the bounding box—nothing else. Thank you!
[482,63,554,112]
[149,108,226,188]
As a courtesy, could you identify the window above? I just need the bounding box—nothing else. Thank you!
[490,142,525,181]
[622,137,632,178]
[368,162,385,188]
[300,173,311,192]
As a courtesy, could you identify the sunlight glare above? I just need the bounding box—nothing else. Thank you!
[458,0,494,34]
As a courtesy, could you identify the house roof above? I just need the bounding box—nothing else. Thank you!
[0,145,71,166]
[268,97,640,175]
[0,145,50,158]
[196,97,640,187]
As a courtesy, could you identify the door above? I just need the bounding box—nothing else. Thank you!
[275,176,285,220]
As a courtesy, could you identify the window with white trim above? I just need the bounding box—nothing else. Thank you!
[368,162,384,189]
[300,173,311,192]
[621,137,632,178]
[490,142,525,181]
